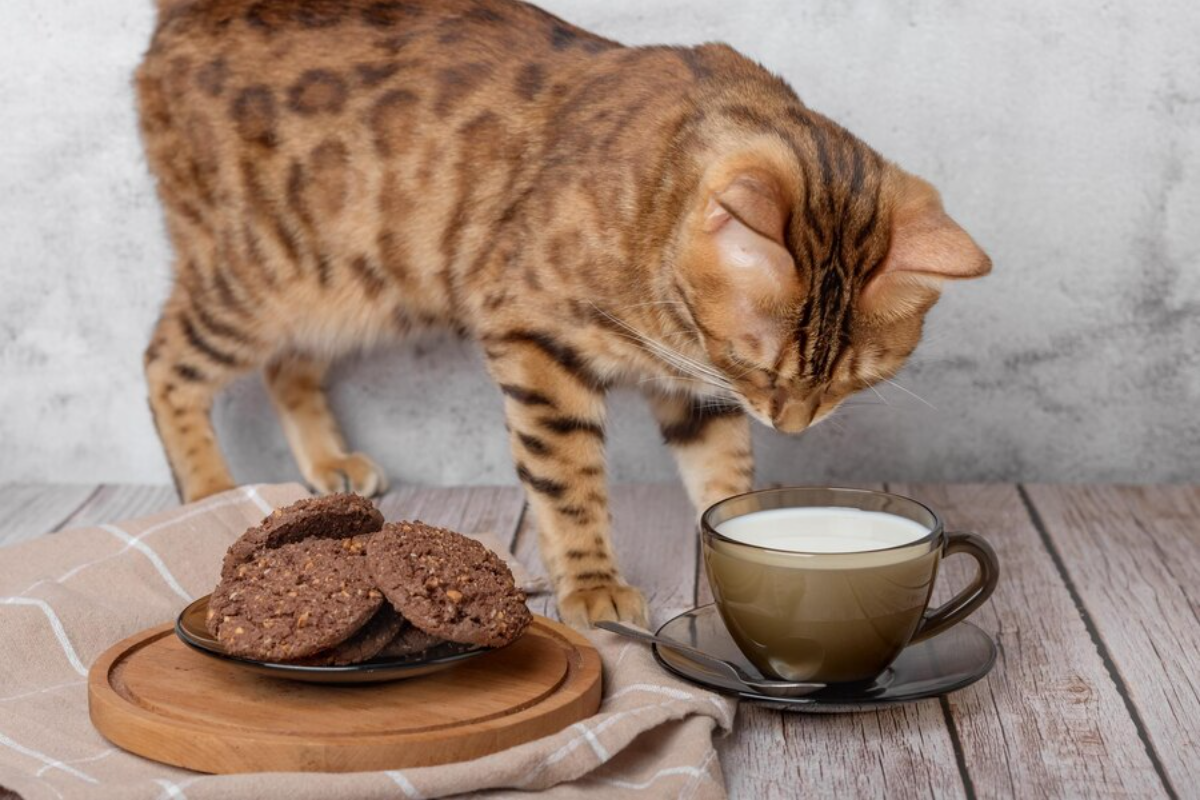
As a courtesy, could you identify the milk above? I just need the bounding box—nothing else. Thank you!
[715,507,929,553]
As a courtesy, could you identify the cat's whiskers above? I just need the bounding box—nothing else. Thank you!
[620,336,735,394]
[637,376,743,408]
[722,354,767,383]
[880,377,938,410]
[637,375,723,392]
[866,383,891,406]
[859,365,937,411]
[646,309,760,395]
[613,328,727,385]
[647,304,712,355]
[621,300,694,311]
[589,303,737,394]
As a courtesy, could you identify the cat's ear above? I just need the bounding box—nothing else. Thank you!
[688,170,801,362]
[701,172,796,293]
[861,173,991,316]
[707,173,788,244]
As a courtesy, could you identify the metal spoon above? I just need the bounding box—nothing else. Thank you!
[595,621,824,698]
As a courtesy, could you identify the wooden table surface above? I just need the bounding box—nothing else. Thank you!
[1,481,1196,799]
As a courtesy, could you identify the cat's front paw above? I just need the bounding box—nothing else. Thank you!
[306,453,388,497]
[558,583,649,629]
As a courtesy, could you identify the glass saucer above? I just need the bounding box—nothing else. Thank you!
[653,604,997,712]
[176,594,491,684]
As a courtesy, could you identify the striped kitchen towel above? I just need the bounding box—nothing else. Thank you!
[0,484,734,800]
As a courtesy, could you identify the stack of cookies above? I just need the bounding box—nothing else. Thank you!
[206,494,533,665]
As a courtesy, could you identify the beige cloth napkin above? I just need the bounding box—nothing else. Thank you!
[0,484,734,800]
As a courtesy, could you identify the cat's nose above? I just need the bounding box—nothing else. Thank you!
[771,390,820,434]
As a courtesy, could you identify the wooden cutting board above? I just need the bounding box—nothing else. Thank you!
[88,615,601,774]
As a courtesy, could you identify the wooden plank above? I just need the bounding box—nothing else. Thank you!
[892,483,1169,798]
[0,484,98,546]
[512,483,697,626]
[1024,484,1197,795]
[57,484,179,530]
[55,483,521,539]
[513,500,555,620]
[715,482,966,800]
[719,703,966,800]
[609,483,697,625]
[376,485,527,549]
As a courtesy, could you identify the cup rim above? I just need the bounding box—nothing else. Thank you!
[700,485,945,556]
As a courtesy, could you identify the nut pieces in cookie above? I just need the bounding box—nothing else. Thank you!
[367,522,533,648]
[207,535,383,662]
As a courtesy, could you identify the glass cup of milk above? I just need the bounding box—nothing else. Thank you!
[700,487,999,683]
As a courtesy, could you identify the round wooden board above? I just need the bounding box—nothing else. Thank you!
[88,615,601,774]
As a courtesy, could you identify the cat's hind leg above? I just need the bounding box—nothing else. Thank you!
[264,353,387,497]
[144,285,254,502]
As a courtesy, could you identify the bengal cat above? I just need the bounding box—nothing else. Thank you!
[137,0,991,627]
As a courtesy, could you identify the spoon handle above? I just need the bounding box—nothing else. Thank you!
[595,620,825,697]
[595,621,763,685]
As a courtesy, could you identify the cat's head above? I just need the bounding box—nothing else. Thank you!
[674,124,990,433]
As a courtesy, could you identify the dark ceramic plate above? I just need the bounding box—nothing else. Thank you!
[176,594,491,684]
[653,604,997,712]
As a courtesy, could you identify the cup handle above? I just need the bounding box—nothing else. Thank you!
[910,532,1000,644]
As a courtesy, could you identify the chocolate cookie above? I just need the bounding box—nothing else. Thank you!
[222,493,383,578]
[295,606,404,666]
[377,622,445,659]
[367,521,532,648]
[208,535,383,661]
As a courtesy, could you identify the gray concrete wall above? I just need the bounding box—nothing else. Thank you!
[2,0,1197,488]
